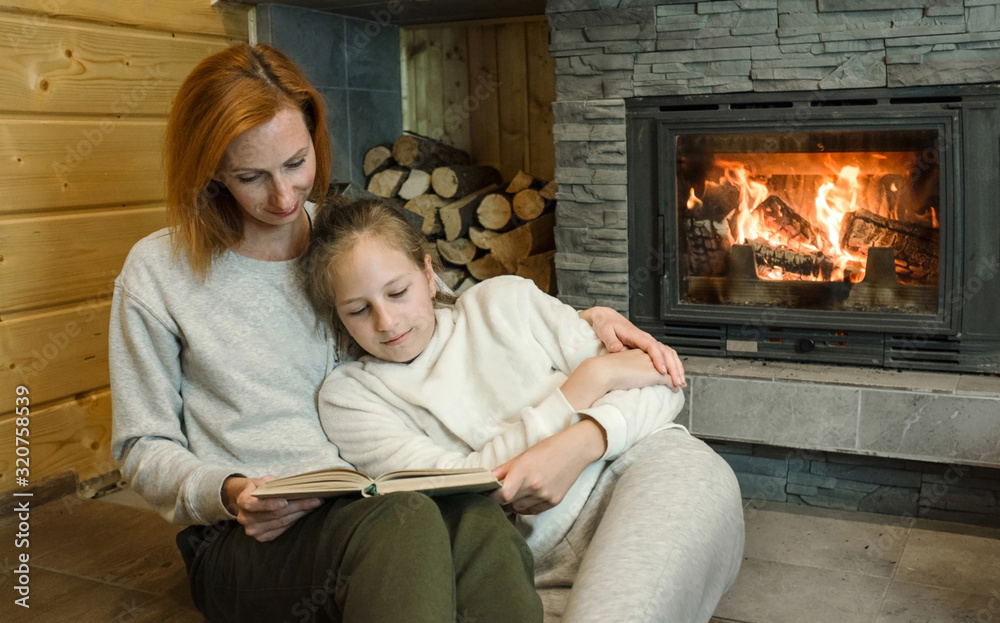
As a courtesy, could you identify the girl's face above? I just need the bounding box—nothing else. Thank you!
[331,236,438,363]
[214,107,316,231]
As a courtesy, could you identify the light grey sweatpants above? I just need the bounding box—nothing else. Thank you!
[533,428,745,623]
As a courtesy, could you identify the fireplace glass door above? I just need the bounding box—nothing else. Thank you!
[675,127,942,316]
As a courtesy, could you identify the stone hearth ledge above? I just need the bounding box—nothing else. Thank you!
[677,356,1000,468]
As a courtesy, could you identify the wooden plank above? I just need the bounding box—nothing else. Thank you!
[0,301,112,407]
[525,19,556,181]
[438,25,470,152]
[496,22,529,182]
[0,389,114,495]
[411,28,431,136]
[466,23,501,173]
[0,118,165,213]
[0,14,234,116]
[0,206,166,313]
[0,0,250,39]
[400,28,417,136]
[423,27,444,140]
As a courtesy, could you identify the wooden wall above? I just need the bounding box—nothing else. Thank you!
[0,1,250,497]
[400,16,555,183]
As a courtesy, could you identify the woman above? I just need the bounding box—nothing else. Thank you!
[302,198,745,622]
[108,44,682,622]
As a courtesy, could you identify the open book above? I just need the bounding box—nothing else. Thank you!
[252,467,500,500]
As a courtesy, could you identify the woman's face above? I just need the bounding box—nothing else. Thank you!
[215,107,317,229]
[331,236,438,363]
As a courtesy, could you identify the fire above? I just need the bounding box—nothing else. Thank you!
[694,160,894,282]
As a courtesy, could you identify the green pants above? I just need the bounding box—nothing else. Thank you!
[176,492,542,623]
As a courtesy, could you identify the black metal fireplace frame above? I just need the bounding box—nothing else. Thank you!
[626,85,1000,373]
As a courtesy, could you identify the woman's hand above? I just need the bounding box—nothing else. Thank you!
[222,476,323,542]
[491,419,606,515]
[578,306,686,390]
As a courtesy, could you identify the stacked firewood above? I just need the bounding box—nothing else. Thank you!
[364,134,558,295]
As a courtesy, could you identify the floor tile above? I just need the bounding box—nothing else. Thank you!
[877,581,999,623]
[713,557,889,623]
[893,520,1000,596]
[743,501,907,578]
[25,496,188,594]
[0,566,157,622]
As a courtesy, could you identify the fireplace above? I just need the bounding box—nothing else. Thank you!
[626,85,1000,373]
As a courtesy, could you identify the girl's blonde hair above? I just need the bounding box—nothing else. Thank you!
[300,196,455,354]
[165,44,331,277]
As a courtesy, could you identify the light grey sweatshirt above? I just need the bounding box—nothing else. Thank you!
[109,227,350,526]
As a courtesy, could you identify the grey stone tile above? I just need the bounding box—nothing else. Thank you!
[345,17,400,92]
[737,472,787,502]
[774,363,960,393]
[894,521,1000,596]
[713,557,888,623]
[858,391,1000,464]
[956,373,1000,396]
[345,89,402,187]
[741,501,906,577]
[316,87,352,184]
[692,377,859,449]
[268,5,346,89]
[877,581,1000,623]
[682,355,785,380]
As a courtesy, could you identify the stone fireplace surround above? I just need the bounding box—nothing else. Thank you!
[546,0,1000,472]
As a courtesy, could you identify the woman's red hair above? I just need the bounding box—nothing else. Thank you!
[165,44,331,277]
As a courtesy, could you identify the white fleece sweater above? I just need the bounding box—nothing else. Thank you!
[319,276,686,554]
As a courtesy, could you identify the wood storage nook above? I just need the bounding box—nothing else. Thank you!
[361,132,558,295]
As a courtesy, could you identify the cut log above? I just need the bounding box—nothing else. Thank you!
[435,238,478,266]
[489,213,556,273]
[512,188,554,221]
[439,184,499,241]
[367,167,410,198]
[749,239,834,280]
[839,209,939,281]
[682,218,730,277]
[516,250,556,295]
[477,192,516,231]
[392,134,471,171]
[432,165,503,199]
[397,169,432,200]
[454,277,479,297]
[467,253,507,281]
[505,170,543,194]
[403,194,448,237]
[538,180,558,201]
[363,143,394,177]
[752,195,830,253]
[437,267,466,291]
[468,226,500,250]
[693,180,739,221]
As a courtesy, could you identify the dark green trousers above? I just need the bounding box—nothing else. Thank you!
[176,492,542,623]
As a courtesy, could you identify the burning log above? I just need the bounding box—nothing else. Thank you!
[682,218,730,277]
[840,209,939,281]
[749,240,834,281]
[752,195,830,252]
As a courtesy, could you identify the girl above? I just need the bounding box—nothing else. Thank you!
[301,197,745,623]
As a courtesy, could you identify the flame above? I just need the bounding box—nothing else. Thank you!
[699,160,909,282]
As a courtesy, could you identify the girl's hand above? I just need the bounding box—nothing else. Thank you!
[578,306,686,390]
[595,348,680,393]
[491,419,606,515]
[223,476,323,542]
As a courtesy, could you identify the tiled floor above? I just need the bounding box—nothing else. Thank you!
[2,490,998,622]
